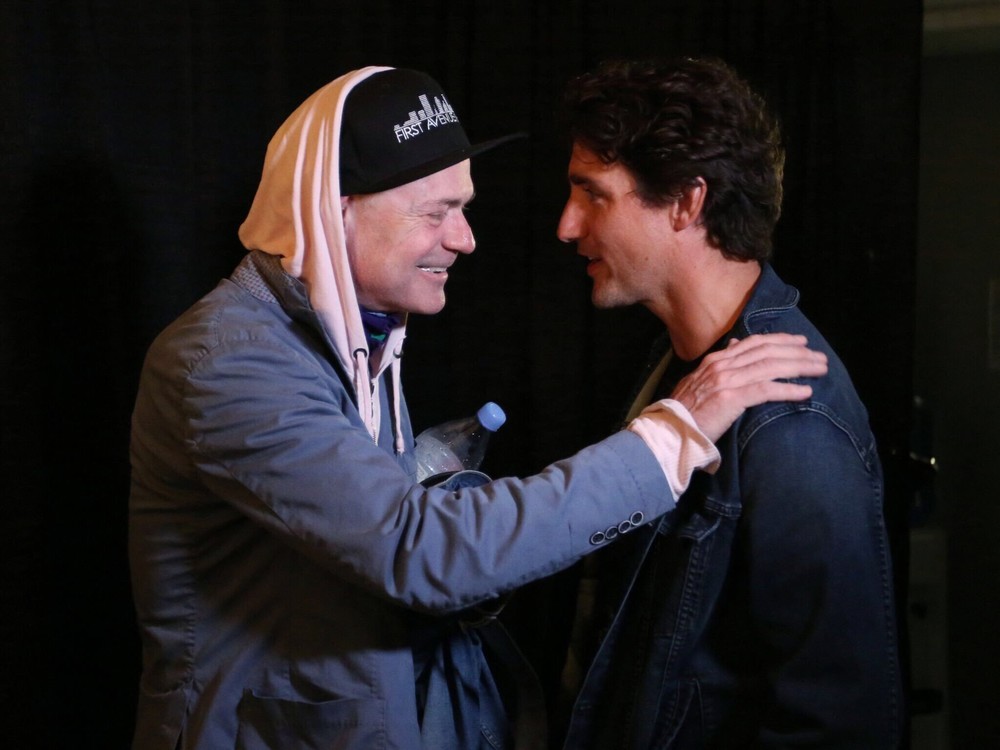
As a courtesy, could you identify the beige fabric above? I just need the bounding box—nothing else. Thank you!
[238,66,407,452]
[627,399,721,497]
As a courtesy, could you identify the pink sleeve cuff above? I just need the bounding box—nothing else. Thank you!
[626,398,722,498]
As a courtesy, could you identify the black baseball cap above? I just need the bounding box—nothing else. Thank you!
[339,68,523,195]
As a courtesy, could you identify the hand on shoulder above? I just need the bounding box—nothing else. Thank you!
[671,334,828,442]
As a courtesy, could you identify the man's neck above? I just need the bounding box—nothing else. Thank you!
[662,258,762,361]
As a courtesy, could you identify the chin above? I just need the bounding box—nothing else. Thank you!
[591,289,629,311]
[590,289,614,309]
[409,297,447,316]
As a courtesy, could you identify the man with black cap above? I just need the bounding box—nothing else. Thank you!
[127,66,827,750]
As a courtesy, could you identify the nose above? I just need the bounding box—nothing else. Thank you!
[444,211,476,254]
[557,199,583,244]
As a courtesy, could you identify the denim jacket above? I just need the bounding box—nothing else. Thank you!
[562,264,902,749]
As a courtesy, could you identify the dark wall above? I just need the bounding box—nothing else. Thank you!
[917,48,1000,748]
[0,2,921,747]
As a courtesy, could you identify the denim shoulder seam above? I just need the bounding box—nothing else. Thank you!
[737,403,877,471]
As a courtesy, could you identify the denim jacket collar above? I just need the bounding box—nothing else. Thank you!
[736,262,799,337]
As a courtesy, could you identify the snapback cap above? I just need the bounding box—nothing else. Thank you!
[339,68,523,195]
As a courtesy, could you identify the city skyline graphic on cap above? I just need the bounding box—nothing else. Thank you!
[393,93,459,142]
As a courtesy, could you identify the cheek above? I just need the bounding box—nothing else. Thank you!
[349,243,397,307]
[589,216,621,251]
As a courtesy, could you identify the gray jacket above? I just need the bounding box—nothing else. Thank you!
[129,251,672,749]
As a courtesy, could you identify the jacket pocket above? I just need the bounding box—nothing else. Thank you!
[235,690,384,750]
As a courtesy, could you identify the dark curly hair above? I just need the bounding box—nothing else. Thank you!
[560,57,784,262]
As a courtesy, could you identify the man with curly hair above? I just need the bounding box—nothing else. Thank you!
[554,57,902,748]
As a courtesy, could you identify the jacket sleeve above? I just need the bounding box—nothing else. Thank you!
[739,409,900,747]
[181,336,674,614]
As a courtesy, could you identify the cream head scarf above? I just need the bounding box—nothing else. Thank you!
[238,66,406,452]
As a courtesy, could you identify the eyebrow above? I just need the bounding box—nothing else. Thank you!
[417,191,476,211]
[568,173,608,195]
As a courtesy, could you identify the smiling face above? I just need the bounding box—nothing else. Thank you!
[342,159,476,314]
[557,143,678,313]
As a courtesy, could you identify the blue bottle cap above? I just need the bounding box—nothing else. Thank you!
[477,402,506,432]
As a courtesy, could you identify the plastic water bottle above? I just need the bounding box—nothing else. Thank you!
[415,402,506,483]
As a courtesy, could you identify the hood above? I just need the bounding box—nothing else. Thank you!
[237,66,407,453]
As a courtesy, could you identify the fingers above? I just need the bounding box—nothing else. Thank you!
[716,333,806,359]
[700,335,828,387]
[725,332,807,350]
[710,334,824,365]
[717,352,828,390]
[738,380,815,408]
[668,333,828,442]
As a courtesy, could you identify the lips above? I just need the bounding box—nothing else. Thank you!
[417,265,449,275]
[580,253,608,282]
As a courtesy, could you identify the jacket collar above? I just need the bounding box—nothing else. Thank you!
[238,249,404,378]
[736,263,799,336]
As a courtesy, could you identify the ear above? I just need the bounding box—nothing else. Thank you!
[340,196,358,247]
[341,195,355,233]
[669,178,707,231]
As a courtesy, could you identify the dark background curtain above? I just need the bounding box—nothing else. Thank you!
[1,2,921,747]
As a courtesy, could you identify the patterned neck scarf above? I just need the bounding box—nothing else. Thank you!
[360,307,403,352]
